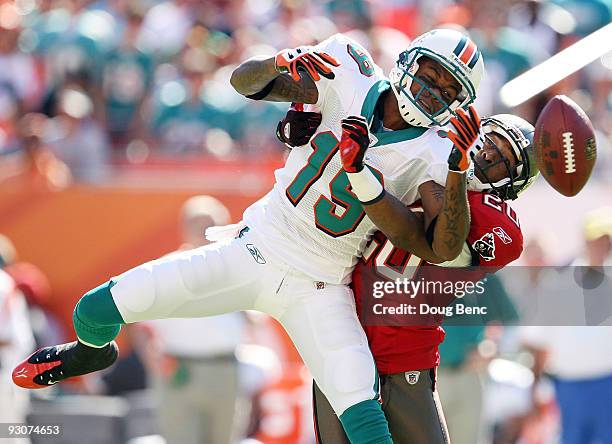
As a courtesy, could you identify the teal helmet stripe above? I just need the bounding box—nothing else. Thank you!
[453,35,468,57]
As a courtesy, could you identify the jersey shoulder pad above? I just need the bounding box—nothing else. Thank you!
[313,34,385,103]
[467,192,523,267]
[315,34,380,73]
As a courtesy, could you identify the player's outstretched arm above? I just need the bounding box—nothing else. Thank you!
[358,190,445,262]
[230,47,339,103]
[230,56,317,103]
[420,175,470,261]
[339,108,482,262]
[422,105,485,258]
[349,177,469,263]
[338,116,453,262]
[413,107,483,260]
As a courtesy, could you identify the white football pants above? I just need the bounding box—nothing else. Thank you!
[109,226,378,416]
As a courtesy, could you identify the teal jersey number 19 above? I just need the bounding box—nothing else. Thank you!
[286,131,383,238]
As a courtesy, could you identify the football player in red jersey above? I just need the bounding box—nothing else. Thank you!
[278,110,538,443]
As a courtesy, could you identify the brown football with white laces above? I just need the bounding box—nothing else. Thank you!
[534,95,597,196]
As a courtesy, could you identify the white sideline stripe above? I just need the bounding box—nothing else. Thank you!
[500,23,612,107]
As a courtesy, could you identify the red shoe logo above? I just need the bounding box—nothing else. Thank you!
[12,365,35,388]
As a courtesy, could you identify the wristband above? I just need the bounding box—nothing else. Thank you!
[346,168,384,204]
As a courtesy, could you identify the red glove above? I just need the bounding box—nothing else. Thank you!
[275,46,340,82]
[339,116,370,173]
[446,105,484,172]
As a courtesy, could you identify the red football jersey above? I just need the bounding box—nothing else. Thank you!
[351,191,524,374]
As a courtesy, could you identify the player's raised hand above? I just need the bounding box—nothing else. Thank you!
[275,46,340,82]
[340,116,370,173]
[446,105,484,173]
[276,109,322,148]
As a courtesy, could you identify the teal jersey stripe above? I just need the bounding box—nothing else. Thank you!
[372,126,427,147]
[361,80,428,147]
[360,80,389,121]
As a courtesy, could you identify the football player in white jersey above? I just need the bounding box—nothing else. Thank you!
[277,107,539,444]
[13,29,483,444]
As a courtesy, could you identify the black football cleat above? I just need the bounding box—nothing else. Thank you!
[12,341,118,389]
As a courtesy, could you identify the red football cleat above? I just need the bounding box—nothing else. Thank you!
[12,346,64,389]
[12,341,118,389]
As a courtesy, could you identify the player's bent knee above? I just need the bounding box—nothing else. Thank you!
[325,347,377,415]
[333,347,375,393]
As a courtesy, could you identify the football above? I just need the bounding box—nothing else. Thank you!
[534,95,597,196]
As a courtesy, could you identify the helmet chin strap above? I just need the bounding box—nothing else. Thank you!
[466,164,489,192]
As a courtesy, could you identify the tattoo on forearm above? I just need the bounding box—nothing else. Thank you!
[430,188,445,203]
[231,58,318,103]
[231,58,279,96]
[438,182,469,253]
[441,189,461,250]
[266,75,318,103]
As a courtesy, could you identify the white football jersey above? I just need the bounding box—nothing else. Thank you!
[243,34,453,284]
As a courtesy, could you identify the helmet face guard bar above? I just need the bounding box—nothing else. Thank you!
[473,135,520,200]
[399,73,454,126]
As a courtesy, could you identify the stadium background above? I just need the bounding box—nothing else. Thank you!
[0,0,610,443]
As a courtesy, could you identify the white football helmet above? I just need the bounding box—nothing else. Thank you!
[389,28,484,128]
[468,114,540,200]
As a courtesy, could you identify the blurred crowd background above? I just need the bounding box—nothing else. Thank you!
[1,0,611,443]
[0,0,610,177]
